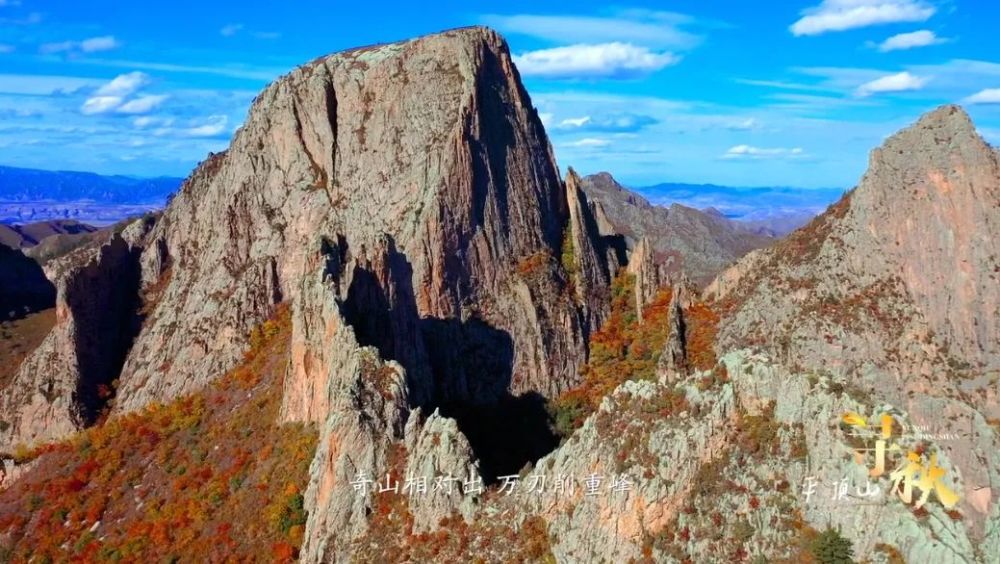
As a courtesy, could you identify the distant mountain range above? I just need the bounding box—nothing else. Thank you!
[0,165,181,203]
[635,181,846,234]
[0,164,836,233]
[0,165,181,225]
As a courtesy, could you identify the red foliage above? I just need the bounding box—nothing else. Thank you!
[0,304,318,562]
[549,273,683,432]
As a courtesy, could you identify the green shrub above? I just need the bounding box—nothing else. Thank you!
[810,527,855,564]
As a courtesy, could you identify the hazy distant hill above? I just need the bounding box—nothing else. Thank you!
[637,181,845,235]
[0,165,181,203]
[0,220,98,249]
[0,165,180,225]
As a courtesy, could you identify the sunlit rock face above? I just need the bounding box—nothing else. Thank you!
[112,26,612,418]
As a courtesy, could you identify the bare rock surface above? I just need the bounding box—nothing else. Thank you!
[114,27,607,416]
[709,105,1000,395]
[505,350,998,562]
[580,172,775,287]
[0,218,150,452]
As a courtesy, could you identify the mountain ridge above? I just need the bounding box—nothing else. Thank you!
[579,171,775,286]
[0,26,997,564]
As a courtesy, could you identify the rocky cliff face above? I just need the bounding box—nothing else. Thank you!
[0,219,150,452]
[580,172,774,287]
[47,27,608,561]
[709,106,1000,386]
[112,27,607,419]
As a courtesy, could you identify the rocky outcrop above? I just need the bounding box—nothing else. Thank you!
[0,218,150,451]
[563,169,612,328]
[656,283,690,380]
[579,172,774,287]
[626,237,663,318]
[403,408,480,532]
[113,27,606,418]
[709,106,1000,386]
[500,350,999,562]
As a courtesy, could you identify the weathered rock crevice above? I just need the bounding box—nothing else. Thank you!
[64,235,144,426]
[321,234,560,484]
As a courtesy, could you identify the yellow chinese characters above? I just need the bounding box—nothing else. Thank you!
[841,411,959,510]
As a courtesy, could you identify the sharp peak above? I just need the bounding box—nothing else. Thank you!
[916,104,973,126]
[886,104,980,145]
[565,167,583,184]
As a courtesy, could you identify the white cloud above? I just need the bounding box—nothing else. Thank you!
[514,43,680,79]
[40,35,121,55]
[538,112,554,126]
[82,72,167,115]
[220,23,244,37]
[0,11,40,25]
[117,94,169,114]
[81,95,123,115]
[182,115,229,137]
[876,29,944,51]
[791,0,935,36]
[96,71,150,97]
[220,23,279,40]
[482,11,700,49]
[80,36,120,53]
[74,58,282,81]
[133,116,174,129]
[0,73,101,95]
[559,116,591,127]
[855,71,927,96]
[724,145,805,159]
[564,138,611,148]
[962,88,1000,105]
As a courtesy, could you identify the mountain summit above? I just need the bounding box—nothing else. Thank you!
[710,104,999,378]
[0,26,614,561]
[579,171,774,286]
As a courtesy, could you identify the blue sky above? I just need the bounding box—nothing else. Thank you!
[1,0,1000,190]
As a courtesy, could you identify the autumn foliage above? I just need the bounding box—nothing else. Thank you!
[548,273,671,434]
[683,301,719,372]
[0,304,318,562]
[548,271,722,436]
